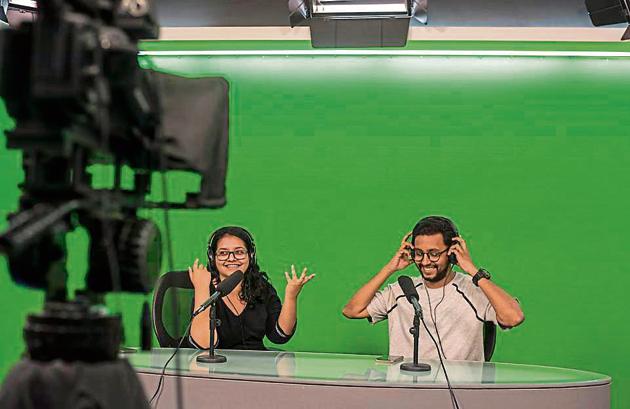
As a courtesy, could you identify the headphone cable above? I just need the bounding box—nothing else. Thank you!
[420,317,461,409]
[411,258,450,358]
[409,258,461,409]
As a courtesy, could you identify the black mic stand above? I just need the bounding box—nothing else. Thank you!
[196,297,226,363]
[401,311,431,372]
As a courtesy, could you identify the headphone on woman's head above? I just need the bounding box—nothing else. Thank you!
[206,226,257,273]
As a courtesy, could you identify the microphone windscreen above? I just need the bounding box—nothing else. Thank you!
[397,275,420,303]
[216,270,244,296]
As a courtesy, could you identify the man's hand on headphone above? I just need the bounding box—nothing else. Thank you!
[384,232,413,274]
[448,237,477,276]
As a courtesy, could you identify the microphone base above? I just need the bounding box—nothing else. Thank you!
[196,353,227,364]
[400,362,431,372]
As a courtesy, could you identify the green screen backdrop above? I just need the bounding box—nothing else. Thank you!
[1,40,629,408]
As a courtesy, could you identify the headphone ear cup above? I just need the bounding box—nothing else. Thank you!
[444,218,458,266]
[447,237,458,265]
[208,249,214,269]
[207,248,218,278]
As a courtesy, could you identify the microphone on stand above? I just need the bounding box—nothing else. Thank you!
[195,270,244,364]
[192,270,243,317]
[397,275,431,372]
[397,275,423,318]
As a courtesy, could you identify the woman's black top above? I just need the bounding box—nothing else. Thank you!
[189,280,294,350]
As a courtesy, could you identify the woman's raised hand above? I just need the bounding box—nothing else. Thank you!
[284,264,316,299]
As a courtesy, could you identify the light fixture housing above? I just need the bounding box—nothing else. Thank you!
[288,0,428,48]
[585,0,630,40]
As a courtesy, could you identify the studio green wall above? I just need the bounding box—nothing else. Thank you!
[2,41,629,408]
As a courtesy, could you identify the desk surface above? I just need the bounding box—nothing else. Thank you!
[129,348,609,389]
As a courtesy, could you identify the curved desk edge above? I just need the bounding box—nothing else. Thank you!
[134,367,611,390]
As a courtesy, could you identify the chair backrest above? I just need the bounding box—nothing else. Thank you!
[483,321,497,361]
[152,270,195,347]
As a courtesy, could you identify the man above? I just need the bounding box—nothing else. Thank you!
[342,216,524,361]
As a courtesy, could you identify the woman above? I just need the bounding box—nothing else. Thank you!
[188,226,315,350]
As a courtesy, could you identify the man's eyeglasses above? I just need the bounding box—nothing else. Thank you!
[216,249,248,261]
[411,248,448,262]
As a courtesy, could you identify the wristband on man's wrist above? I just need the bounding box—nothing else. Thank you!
[472,268,491,286]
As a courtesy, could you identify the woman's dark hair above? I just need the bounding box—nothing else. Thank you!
[207,226,270,305]
[411,216,459,245]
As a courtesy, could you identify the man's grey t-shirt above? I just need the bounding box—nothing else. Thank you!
[366,272,498,361]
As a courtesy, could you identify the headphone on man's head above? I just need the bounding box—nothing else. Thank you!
[206,226,257,275]
[411,216,459,266]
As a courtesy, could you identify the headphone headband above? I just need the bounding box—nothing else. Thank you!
[413,215,459,244]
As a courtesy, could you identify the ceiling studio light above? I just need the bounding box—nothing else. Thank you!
[585,0,630,40]
[8,0,36,9]
[288,0,428,48]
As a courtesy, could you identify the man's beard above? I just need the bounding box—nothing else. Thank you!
[421,263,450,283]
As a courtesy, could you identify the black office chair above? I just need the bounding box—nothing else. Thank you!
[483,321,497,361]
[152,270,195,347]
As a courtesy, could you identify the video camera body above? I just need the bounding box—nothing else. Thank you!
[1,0,163,298]
[0,0,229,361]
